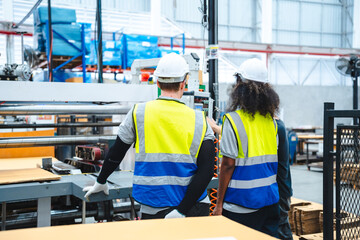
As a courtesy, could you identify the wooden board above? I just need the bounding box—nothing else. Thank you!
[0,168,60,185]
[0,216,277,240]
[297,135,323,140]
[299,232,323,240]
[0,156,59,170]
[0,130,55,158]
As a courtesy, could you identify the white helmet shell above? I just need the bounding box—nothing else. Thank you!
[154,53,189,83]
[239,58,269,83]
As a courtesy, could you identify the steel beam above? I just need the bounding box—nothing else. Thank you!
[0,122,120,129]
[0,105,131,115]
[0,81,158,102]
[0,135,116,148]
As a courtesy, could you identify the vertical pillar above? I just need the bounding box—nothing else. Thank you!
[151,0,161,36]
[3,0,14,64]
[47,0,53,82]
[208,0,218,120]
[323,102,335,240]
[1,202,6,230]
[82,200,86,224]
[37,197,51,227]
[261,0,272,44]
[97,0,103,83]
[353,0,360,48]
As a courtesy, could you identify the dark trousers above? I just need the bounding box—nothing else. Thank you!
[141,202,210,220]
[278,197,293,240]
[223,203,280,238]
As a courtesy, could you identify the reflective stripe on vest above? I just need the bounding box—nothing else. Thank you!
[132,99,207,207]
[224,110,279,209]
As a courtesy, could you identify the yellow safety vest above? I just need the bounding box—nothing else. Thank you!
[132,98,207,207]
[222,110,279,209]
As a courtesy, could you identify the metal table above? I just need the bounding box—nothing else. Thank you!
[0,171,218,230]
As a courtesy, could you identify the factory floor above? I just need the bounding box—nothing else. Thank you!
[291,164,333,205]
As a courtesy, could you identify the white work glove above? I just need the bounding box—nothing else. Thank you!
[164,209,185,219]
[83,182,109,200]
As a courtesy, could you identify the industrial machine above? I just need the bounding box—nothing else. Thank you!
[0,63,32,81]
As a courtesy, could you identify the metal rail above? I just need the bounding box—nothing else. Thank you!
[0,105,131,115]
[0,135,116,148]
[0,122,121,129]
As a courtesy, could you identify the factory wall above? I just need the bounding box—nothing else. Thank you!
[219,83,356,128]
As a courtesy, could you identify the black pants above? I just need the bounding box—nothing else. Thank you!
[141,202,210,220]
[278,197,293,240]
[222,203,280,238]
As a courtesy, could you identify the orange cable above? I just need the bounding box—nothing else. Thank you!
[209,137,219,215]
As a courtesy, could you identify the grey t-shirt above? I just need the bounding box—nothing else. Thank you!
[117,97,215,214]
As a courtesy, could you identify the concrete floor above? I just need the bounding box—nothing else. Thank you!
[291,164,324,204]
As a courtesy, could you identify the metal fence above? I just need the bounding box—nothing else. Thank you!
[335,125,360,239]
[323,102,360,240]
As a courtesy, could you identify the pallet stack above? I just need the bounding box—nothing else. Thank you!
[291,198,360,239]
[293,203,323,235]
[289,198,311,232]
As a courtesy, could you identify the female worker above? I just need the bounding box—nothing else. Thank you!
[212,58,281,238]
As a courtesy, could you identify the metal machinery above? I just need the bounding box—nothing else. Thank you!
[0,64,32,81]
[0,80,218,230]
[0,81,156,229]
[0,0,219,230]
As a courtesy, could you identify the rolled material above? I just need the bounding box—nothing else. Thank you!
[0,135,117,148]
[0,122,121,129]
[0,105,131,115]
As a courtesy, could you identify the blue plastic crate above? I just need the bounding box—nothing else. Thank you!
[89,40,122,66]
[124,34,159,68]
[34,7,76,26]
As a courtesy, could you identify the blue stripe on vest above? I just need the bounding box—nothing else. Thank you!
[133,184,207,208]
[231,162,278,181]
[134,162,198,177]
[224,183,279,209]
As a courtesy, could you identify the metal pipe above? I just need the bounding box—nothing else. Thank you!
[0,105,131,115]
[0,122,121,129]
[47,0,53,82]
[353,76,358,124]
[12,0,43,29]
[208,0,218,120]
[0,135,116,148]
[97,0,103,83]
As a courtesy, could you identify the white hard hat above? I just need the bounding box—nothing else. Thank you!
[238,58,269,83]
[154,53,189,83]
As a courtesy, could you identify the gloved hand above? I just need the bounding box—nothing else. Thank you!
[83,181,109,200]
[164,209,185,219]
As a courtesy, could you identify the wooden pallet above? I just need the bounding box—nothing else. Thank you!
[38,53,83,70]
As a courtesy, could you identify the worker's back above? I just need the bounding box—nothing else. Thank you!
[223,109,278,209]
[132,98,207,207]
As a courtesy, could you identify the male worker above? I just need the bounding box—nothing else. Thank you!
[83,53,215,219]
